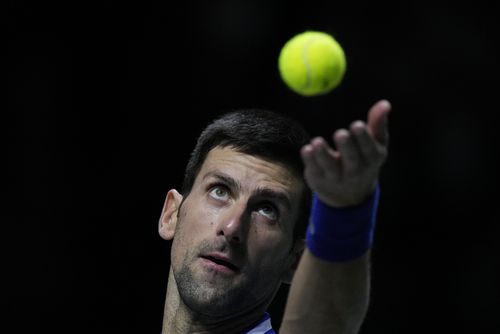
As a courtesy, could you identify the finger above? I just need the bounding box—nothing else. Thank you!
[350,120,384,165]
[300,142,325,179]
[310,137,340,177]
[367,99,391,146]
[333,129,361,171]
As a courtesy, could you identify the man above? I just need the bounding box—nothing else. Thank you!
[158,100,391,333]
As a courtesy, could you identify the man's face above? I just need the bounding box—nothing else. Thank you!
[168,146,304,316]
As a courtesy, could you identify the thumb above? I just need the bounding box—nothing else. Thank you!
[367,99,391,146]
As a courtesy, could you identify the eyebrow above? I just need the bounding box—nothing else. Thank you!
[202,171,292,210]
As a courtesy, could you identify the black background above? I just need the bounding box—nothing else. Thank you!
[6,1,500,333]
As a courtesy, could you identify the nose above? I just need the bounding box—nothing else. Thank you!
[215,201,248,244]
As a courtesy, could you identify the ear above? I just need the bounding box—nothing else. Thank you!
[281,238,305,284]
[158,189,183,240]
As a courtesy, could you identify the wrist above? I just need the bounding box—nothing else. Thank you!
[306,185,380,262]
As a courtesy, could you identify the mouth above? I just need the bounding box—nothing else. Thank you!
[200,254,240,272]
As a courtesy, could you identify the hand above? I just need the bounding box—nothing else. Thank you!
[300,99,391,207]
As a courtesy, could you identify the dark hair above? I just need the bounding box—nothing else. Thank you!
[181,108,312,240]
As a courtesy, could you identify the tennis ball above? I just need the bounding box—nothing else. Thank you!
[278,31,346,96]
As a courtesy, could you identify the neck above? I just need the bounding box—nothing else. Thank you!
[161,267,268,334]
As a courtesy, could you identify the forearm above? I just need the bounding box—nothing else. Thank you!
[279,250,370,334]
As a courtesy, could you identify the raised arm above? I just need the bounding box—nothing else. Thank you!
[280,100,391,334]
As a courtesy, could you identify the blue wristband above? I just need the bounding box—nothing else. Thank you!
[306,185,380,262]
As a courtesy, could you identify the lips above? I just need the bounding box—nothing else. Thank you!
[200,253,240,272]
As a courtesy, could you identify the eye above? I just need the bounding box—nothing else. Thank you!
[208,185,230,201]
[257,203,279,221]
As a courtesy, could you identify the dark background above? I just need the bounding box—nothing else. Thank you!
[6,1,499,333]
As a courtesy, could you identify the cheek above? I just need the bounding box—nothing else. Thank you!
[247,235,292,272]
[177,198,214,234]
[181,197,218,228]
[170,229,189,268]
[170,212,195,264]
[171,202,214,262]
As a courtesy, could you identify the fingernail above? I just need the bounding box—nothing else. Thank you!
[312,137,324,146]
[351,121,365,134]
[335,129,349,143]
[379,99,391,110]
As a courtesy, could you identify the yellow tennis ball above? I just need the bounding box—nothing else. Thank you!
[278,30,346,96]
